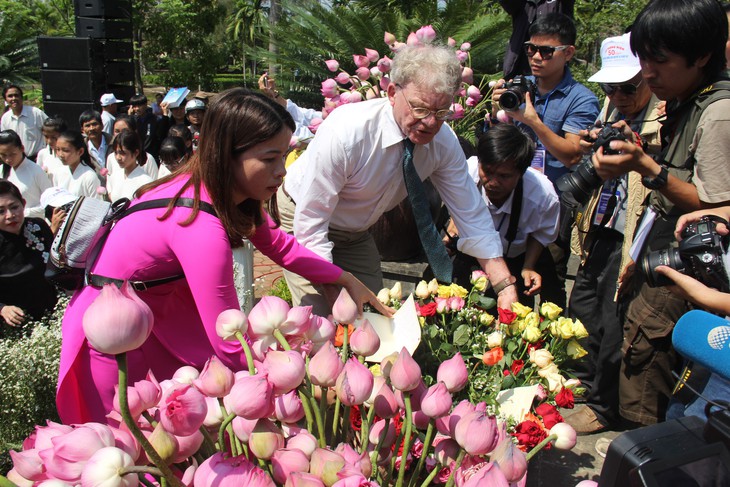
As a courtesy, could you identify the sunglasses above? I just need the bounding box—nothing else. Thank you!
[523,42,570,60]
[599,79,644,96]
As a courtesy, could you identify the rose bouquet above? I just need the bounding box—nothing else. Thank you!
[375,272,587,451]
[4,283,580,487]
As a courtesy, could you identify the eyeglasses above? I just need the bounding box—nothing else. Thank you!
[523,42,571,60]
[599,79,644,96]
[397,86,454,121]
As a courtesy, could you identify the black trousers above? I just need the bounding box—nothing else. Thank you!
[568,227,624,425]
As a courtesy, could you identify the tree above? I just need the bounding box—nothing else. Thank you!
[227,0,268,78]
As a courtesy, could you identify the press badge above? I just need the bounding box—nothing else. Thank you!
[629,206,658,262]
[593,183,614,225]
[530,145,546,173]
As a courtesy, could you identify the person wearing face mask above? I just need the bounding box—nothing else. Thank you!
[279,43,518,317]
[564,32,663,435]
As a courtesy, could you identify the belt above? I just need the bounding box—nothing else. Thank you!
[87,273,184,292]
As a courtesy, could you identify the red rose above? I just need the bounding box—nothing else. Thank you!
[513,420,547,449]
[418,302,438,317]
[498,307,517,324]
[350,404,362,431]
[535,403,563,429]
[527,340,545,352]
[555,388,575,409]
[510,359,525,376]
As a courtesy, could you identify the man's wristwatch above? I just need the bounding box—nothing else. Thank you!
[642,165,669,190]
[492,275,517,294]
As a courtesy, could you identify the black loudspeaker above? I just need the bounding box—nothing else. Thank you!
[40,69,105,102]
[76,17,132,39]
[105,62,134,84]
[104,40,133,60]
[107,84,136,104]
[74,0,132,19]
[38,36,105,70]
[42,101,96,130]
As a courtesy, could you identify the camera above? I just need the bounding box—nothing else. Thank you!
[555,126,628,205]
[499,76,537,111]
[640,216,730,292]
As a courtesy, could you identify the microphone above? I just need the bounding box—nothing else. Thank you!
[673,309,730,381]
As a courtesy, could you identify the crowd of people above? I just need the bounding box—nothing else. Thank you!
[1,0,728,450]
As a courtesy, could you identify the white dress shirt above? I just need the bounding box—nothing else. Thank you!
[106,152,159,180]
[56,163,102,199]
[37,147,65,186]
[107,165,153,202]
[9,158,52,218]
[284,97,503,262]
[1,105,48,158]
[467,158,560,258]
[286,99,321,140]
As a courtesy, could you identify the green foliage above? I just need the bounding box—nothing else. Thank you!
[0,294,67,473]
[266,277,292,305]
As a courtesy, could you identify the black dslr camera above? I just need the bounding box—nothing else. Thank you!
[555,126,628,205]
[640,216,730,292]
[498,76,537,111]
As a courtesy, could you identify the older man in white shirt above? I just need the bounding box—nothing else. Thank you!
[1,85,48,160]
[278,43,517,315]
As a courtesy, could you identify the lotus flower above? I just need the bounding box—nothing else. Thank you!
[80,447,138,487]
[249,419,285,461]
[194,356,235,398]
[420,382,452,418]
[461,66,474,84]
[194,452,275,487]
[262,350,306,394]
[334,444,372,478]
[550,423,577,450]
[271,448,310,483]
[321,79,339,99]
[389,348,421,392]
[364,48,379,62]
[368,418,397,449]
[350,319,380,357]
[335,72,352,85]
[496,109,511,124]
[9,450,45,481]
[376,57,392,74]
[455,50,468,63]
[286,430,318,458]
[384,32,396,45]
[415,25,437,43]
[309,341,344,387]
[369,377,398,419]
[325,60,339,72]
[285,472,325,486]
[332,288,358,324]
[172,366,199,384]
[353,54,370,68]
[462,462,509,487]
[275,390,305,424]
[215,309,248,340]
[447,37,457,47]
[450,103,465,120]
[39,424,116,482]
[460,42,472,51]
[145,423,178,464]
[226,373,274,419]
[436,353,468,392]
[355,67,371,81]
[309,449,346,486]
[433,437,460,466]
[490,438,527,483]
[454,409,499,455]
[82,283,153,355]
[159,383,207,437]
[335,358,374,406]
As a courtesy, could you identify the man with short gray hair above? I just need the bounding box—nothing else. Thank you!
[278,44,517,315]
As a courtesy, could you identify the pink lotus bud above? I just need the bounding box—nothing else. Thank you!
[248,295,291,339]
[321,79,339,99]
[350,319,380,357]
[379,76,391,91]
[455,50,468,63]
[99,168,109,177]
[370,378,398,419]
[331,475,379,487]
[395,379,426,410]
[172,366,199,384]
[82,283,153,355]
[466,85,482,100]
[335,443,372,478]
[365,85,380,100]
[447,37,457,47]
[39,424,116,482]
[335,358,374,406]
[355,67,371,81]
[227,373,274,419]
[325,59,340,72]
[412,410,431,429]
[249,419,285,461]
[272,448,310,483]
[437,353,468,392]
[364,48,380,62]
[6,469,33,487]
[384,31,397,46]
[309,341,344,387]
[30,420,73,450]
[416,25,437,43]
[379,352,398,380]
[309,448,346,486]
[275,390,305,424]
[460,42,471,51]
[203,395,224,428]
[406,32,420,46]
[335,72,352,85]
[80,447,137,487]
[462,462,509,487]
[491,438,527,483]
[549,422,577,450]
[285,472,325,487]
[376,56,392,74]
[389,348,421,391]
[263,350,306,394]
[194,452,275,487]
[231,416,257,442]
[450,103,465,120]
[146,423,178,464]
[286,430,318,458]
[352,55,369,68]
[193,356,235,397]
[368,418,397,448]
[461,66,474,84]
[496,109,511,124]
[454,409,499,455]
[347,91,363,103]
[332,288,358,324]
[420,382,452,418]
[97,186,107,195]
[160,383,207,437]
[433,437,460,465]
[215,309,248,340]
[465,97,478,107]
[307,118,323,135]
[9,450,44,481]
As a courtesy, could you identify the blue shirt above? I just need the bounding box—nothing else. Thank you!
[517,67,600,183]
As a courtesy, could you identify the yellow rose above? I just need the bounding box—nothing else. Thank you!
[529,348,554,368]
[543,371,566,392]
[539,301,563,320]
[548,320,561,338]
[557,317,575,340]
[449,283,469,299]
[471,271,488,291]
[511,301,532,319]
[437,285,453,298]
[572,319,589,339]
[507,321,522,337]
[377,288,391,305]
[479,312,495,326]
[418,316,426,327]
[415,280,430,300]
[487,331,504,348]
[567,340,588,359]
[428,279,440,295]
[522,325,541,343]
[523,311,540,329]
[537,362,560,377]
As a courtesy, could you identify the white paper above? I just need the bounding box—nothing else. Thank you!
[361,294,421,362]
[496,385,540,422]
[629,206,658,262]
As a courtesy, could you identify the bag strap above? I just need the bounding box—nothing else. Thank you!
[85,197,219,290]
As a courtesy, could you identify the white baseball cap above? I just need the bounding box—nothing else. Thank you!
[588,33,642,84]
[100,93,123,107]
[40,187,77,209]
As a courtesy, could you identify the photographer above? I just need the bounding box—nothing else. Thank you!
[564,32,663,434]
[655,207,730,420]
[591,0,730,426]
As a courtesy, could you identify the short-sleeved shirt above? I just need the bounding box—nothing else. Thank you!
[0,105,48,158]
[107,164,154,202]
[516,67,599,182]
[56,163,102,199]
[8,158,52,219]
[691,98,730,204]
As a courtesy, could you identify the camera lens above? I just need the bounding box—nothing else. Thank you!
[640,248,685,287]
[499,90,523,111]
[555,159,603,205]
